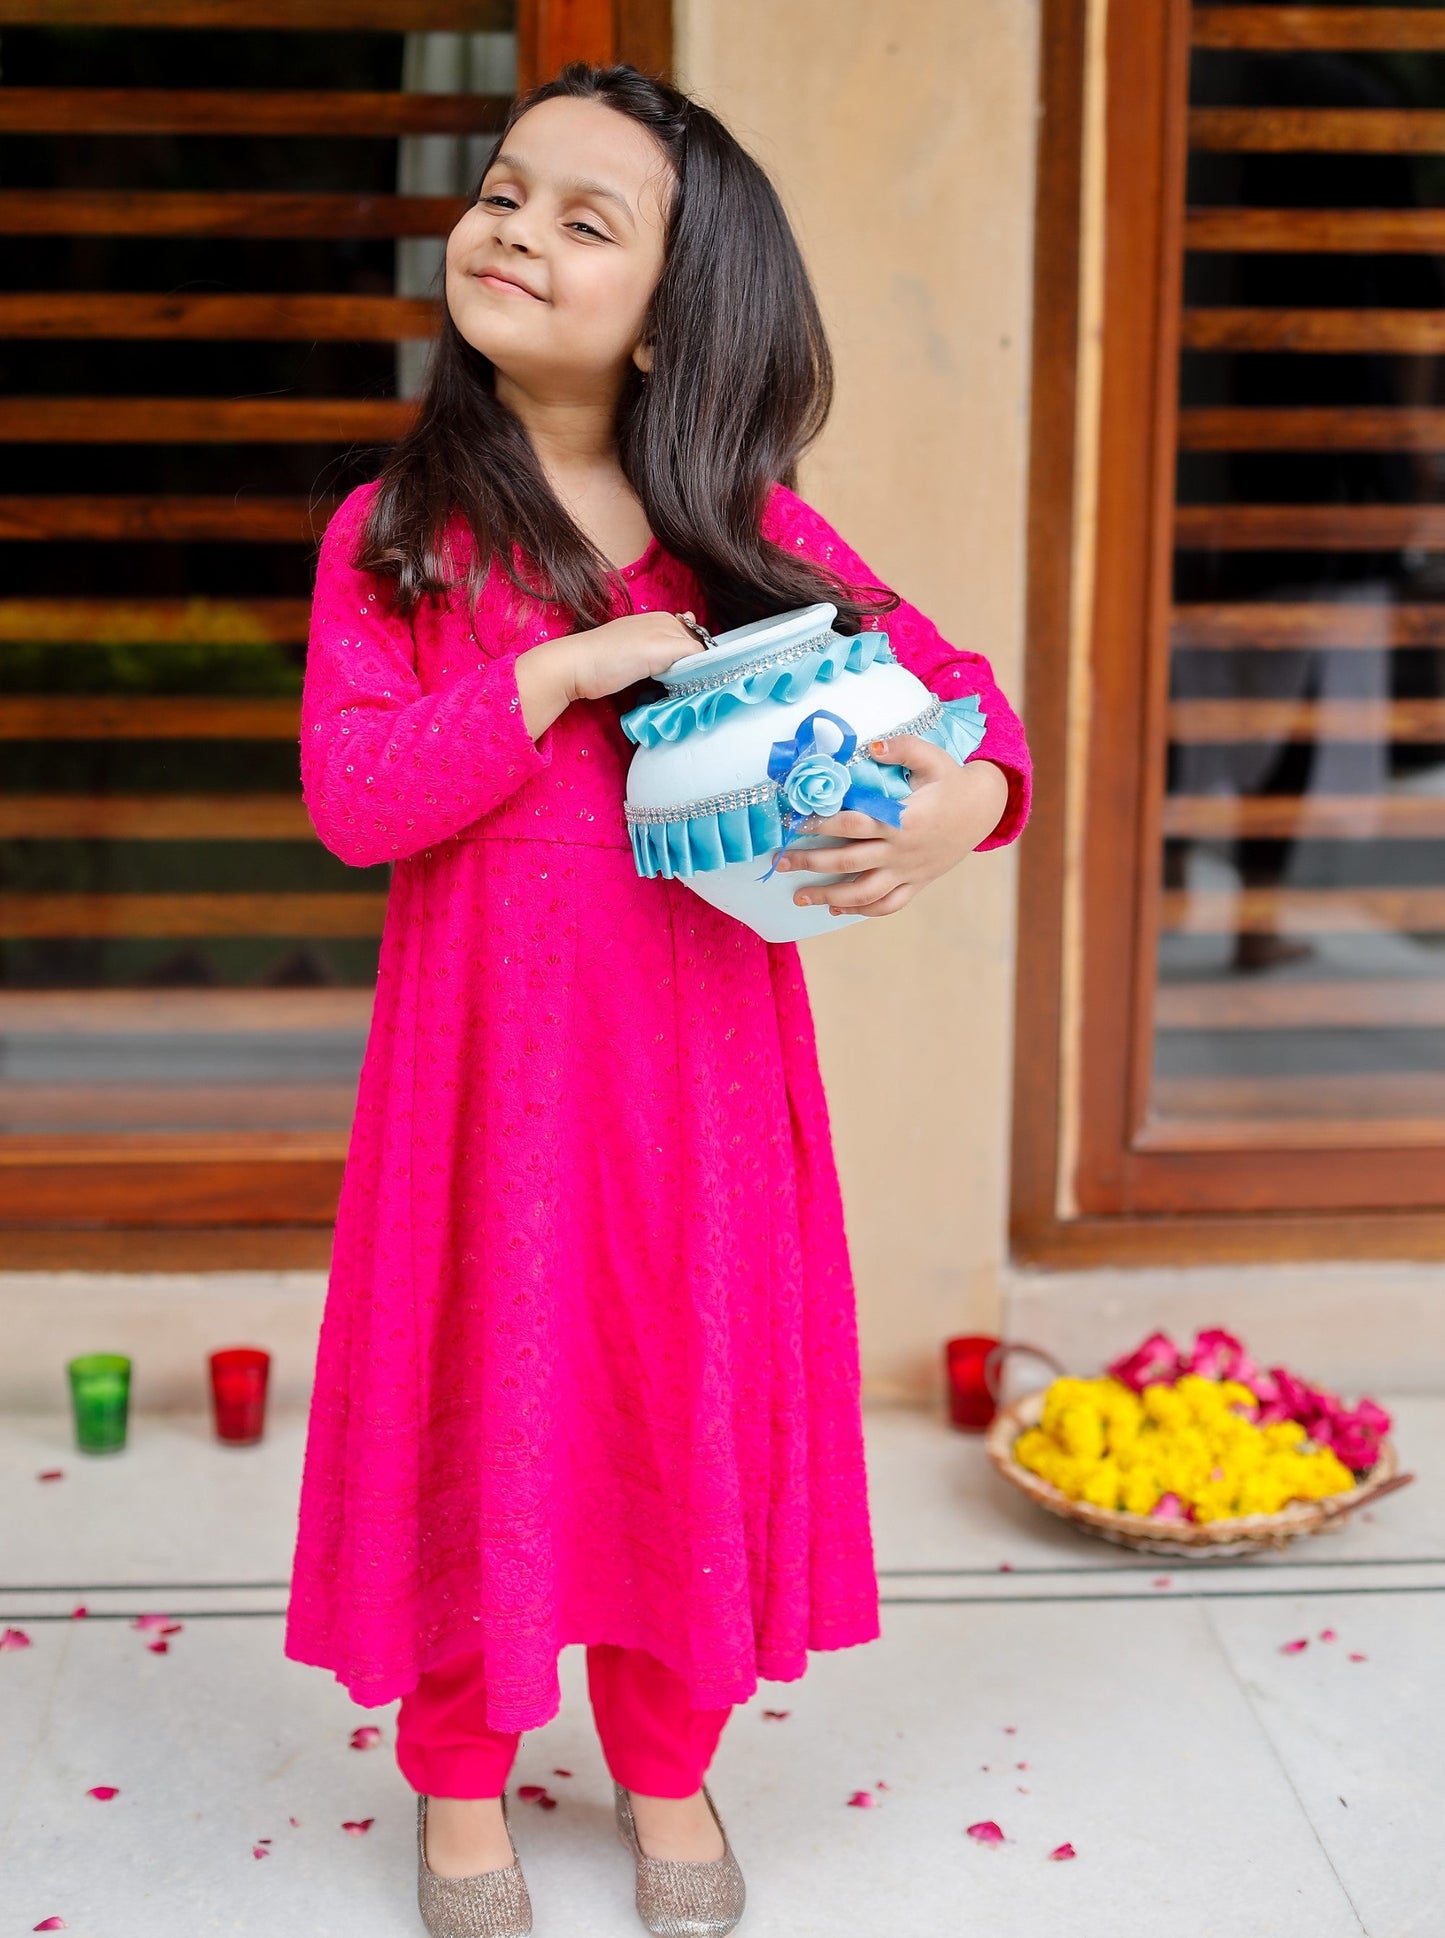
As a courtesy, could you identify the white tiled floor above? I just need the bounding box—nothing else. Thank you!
[2,1401,1440,1938]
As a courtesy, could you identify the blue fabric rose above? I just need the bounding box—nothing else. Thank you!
[780,750,851,819]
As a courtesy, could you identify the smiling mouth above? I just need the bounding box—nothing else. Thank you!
[473,271,542,299]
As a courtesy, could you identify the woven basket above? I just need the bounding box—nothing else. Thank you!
[985,1388,1414,1558]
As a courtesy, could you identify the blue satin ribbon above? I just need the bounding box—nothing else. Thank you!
[755,708,906,882]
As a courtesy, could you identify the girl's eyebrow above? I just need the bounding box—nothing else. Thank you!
[486,150,635,228]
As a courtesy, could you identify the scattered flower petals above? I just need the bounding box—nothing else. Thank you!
[1050,1841,1077,1861]
[1149,1493,1187,1522]
[980,1765,990,1772]
[1003,1726,1017,1735]
[847,1790,878,1808]
[146,1640,169,1655]
[1349,1652,1368,1663]
[998,1562,1014,1572]
[1017,1785,1030,1794]
[131,1614,174,1633]
[37,1470,64,1482]
[340,1819,374,1836]
[875,1780,890,1791]
[1152,1576,1172,1589]
[1107,1331,1181,1392]
[252,1846,269,1860]
[1320,1628,1337,1643]
[256,1838,271,1845]
[517,1784,549,1801]
[537,1795,558,1810]
[288,1817,301,1828]
[1280,1638,1309,1655]
[1,1627,32,1651]
[33,1920,67,1931]
[966,1820,1004,1844]
[158,1623,183,1636]
[761,1708,790,1720]
[1017,1762,1029,1770]
[70,1607,87,1620]
[552,1768,572,1778]
[85,1787,118,1801]
[349,1727,381,1751]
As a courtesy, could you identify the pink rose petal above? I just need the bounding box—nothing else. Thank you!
[1280,1638,1309,1654]
[1003,1726,1017,1735]
[517,1784,548,1800]
[288,1817,301,1828]
[1320,1628,1337,1643]
[131,1613,174,1632]
[252,1846,269,1859]
[1017,1761,1029,1770]
[1,1627,32,1651]
[761,1708,790,1720]
[1349,1652,1368,1662]
[147,1640,168,1655]
[1050,1841,1077,1861]
[256,1838,271,1845]
[1149,1493,1186,1522]
[85,1786,119,1801]
[37,1469,64,1482]
[876,1780,890,1791]
[1107,1331,1180,1392]
[1017,1785,1030,1794]
[537,1795,558,1810]
[349,1727,381,1750]
[847,1790,878,1808]
[340,1818,374,1836]
[552,1768,573,1778]
[33,1920,67,1930]
[966,1820,1005,1844]
[1152,1576,1172,1589]
[70,1607,87,1620]
[998,1563,1014,1573]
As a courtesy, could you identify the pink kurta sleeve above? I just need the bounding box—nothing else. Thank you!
[760,482,1032,849]
[301,482,554,868]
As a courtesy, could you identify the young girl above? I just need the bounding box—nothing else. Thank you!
[284,61,1031,1938]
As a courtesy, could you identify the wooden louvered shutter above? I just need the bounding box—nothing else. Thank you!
[0,0,669,1267]
[1018,1,1445,1253]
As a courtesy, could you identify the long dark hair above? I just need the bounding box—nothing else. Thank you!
[353,61,897,636]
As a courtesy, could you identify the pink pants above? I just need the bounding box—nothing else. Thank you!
[394,1643,734,1800]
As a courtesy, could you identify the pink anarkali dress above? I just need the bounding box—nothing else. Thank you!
[282,478,1032,1732]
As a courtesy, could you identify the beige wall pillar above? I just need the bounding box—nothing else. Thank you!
[676,1,1042,1402]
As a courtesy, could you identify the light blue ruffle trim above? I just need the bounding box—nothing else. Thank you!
[628,694,987,880]
[619,631,897,747]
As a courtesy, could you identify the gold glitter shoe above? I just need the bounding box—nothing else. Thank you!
[416,1791,533,1938]
[613,1780,746,1936]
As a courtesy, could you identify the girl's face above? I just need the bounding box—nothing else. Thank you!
[445,95,674,397]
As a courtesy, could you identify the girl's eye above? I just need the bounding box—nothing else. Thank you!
[479,192,517,209]
[568,221,609,240]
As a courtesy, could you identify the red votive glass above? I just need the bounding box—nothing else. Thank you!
[208,1347,270,1445]
[946,1334,1003,1431]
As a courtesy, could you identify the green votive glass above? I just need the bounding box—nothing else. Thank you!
[67,1353,131,1454]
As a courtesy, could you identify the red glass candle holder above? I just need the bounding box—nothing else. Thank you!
[208,1347,270,1446]
[945,1336,1069,1432]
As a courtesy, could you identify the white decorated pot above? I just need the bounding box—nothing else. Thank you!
[619,603,988,943]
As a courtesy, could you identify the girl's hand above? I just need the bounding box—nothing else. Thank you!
[514,609,699,740]
[774,736,1010,919]
[556,610,702,703]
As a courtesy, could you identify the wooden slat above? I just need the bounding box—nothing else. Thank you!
[0,893,386,937]
[0,598,310,643]
[1189,108,1445,155]
[1193,8,1445,51]
[1162,794,1445,840]
[0,293,436,341]
[0,398,415,444]
[1161,887,1445,933]
[1187,208,1445,253]
[0,498,329,541]
[1153,1072,1445,1123]
[0,89,507,137]
[0,191,465,238]
[1169,699,1445,742]
[1182,309,1445,354]
[0,698,298,738]
[1141,1102,1445,1150]
[0,2,512,26]
[0,989,371,1033]
[1171,603,1445,648]
[0,795,312,838]
[0,1129,350,1161]
[1175,505,1445,550]
[1156,978,1445,1031]
[0,1084,358,1131]
[1177,408,1445,452]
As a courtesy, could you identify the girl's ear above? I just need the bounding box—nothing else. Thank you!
[632,338,654,376]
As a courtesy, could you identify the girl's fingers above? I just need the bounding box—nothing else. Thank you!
[797,869,897,910]
[845,882,913,919]
[781,841,890,873]
[811,808,902,840]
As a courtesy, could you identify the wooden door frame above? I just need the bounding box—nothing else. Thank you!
[1010,0,1445,1266]
[0,0,670,1271]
